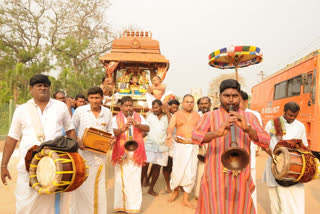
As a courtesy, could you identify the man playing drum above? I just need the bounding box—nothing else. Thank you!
[195,96,212,199]
[71,87,114,214]
[112,96,149,214]
[166,94,200,208]
[192,79,270,214]
[263,102,307,214]
[1,74,76,214]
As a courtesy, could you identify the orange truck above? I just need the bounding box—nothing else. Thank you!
[251,50,320,152]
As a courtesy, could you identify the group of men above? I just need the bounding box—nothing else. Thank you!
[0,74,310,214]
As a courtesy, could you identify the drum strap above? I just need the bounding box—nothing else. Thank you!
[27,101,45,142]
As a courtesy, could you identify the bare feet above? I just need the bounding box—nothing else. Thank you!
[168,189,179,203]
[148,189,159,197]
[182,200,197,209]
[166,187,172,193]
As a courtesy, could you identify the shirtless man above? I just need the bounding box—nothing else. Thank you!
[166,94,200,208]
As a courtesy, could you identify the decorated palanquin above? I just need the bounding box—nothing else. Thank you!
[99,31,171,116]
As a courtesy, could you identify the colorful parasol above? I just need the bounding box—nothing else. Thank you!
[208,45,263,80]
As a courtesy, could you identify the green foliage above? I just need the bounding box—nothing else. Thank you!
[0,0,112,104]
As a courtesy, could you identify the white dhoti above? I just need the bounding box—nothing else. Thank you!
[16,170,70,214]
[145,91,174,109]
[114,159,142,213]
[70,164,107,214]
[268,184,304,214]
[170,142,198,193]
[146,151,168,166]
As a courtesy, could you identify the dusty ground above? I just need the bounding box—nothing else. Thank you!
[1,141,320,214]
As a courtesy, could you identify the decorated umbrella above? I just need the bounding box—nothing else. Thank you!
[208,45,263,80]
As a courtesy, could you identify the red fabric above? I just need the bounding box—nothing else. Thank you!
[112,112,146,166]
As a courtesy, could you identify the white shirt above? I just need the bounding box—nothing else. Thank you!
[112,112,148,138]
[8,98,74,172]
[103,93,119,106]
[145,113,169,152]
[72,104,113,165]
[263,116,308,187]
[245,108,263,169]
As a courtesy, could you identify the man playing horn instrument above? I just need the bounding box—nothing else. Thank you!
[192,79,270,214]
[263,102,307,214]
[111,96,149,214]
[166,94,200,208]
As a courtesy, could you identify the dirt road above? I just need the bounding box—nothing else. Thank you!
[1,148,319,214]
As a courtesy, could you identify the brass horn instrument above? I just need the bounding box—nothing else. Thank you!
[221,106,250,171]
[124,113,139,152]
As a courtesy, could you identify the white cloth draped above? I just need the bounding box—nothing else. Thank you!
[114,158,142,213]
[170,141,198,193]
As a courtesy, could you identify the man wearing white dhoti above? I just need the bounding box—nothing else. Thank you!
[263,102,307,214]
[194,96,211,199]
[71,87,114,214]
[141,99,171,196]
[166,94,200,208]
[240,90,263,211]
[1,74,76,214]
[112,96,149,214]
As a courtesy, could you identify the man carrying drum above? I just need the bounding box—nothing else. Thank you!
[166,94,200,208]
[111,96,149,214]
[1,74,76,214]
[71,86,114,214]
[192,79,270,214]
[263,101,307,214]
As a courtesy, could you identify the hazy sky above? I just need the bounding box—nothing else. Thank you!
[107,0,320,96]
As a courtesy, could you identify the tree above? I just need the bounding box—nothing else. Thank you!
[0,0,51,103]
[48,0,114,96]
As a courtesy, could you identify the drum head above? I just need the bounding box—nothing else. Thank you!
[36,156,56,187]
[275,152,286,173]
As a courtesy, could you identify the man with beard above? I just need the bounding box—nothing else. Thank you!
[198,96,212,116]
[166,94,200,208]
[142,99,171,196]
[1,74,76,214]
[162,99,180,193]
[192,79,270,214]
[263,102,307,214]
[194,96,212,199]
[71,87,114,214]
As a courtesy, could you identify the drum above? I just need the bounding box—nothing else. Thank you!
[29,148,89,194]
[82,127,113,154]
[271,140,320,184]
